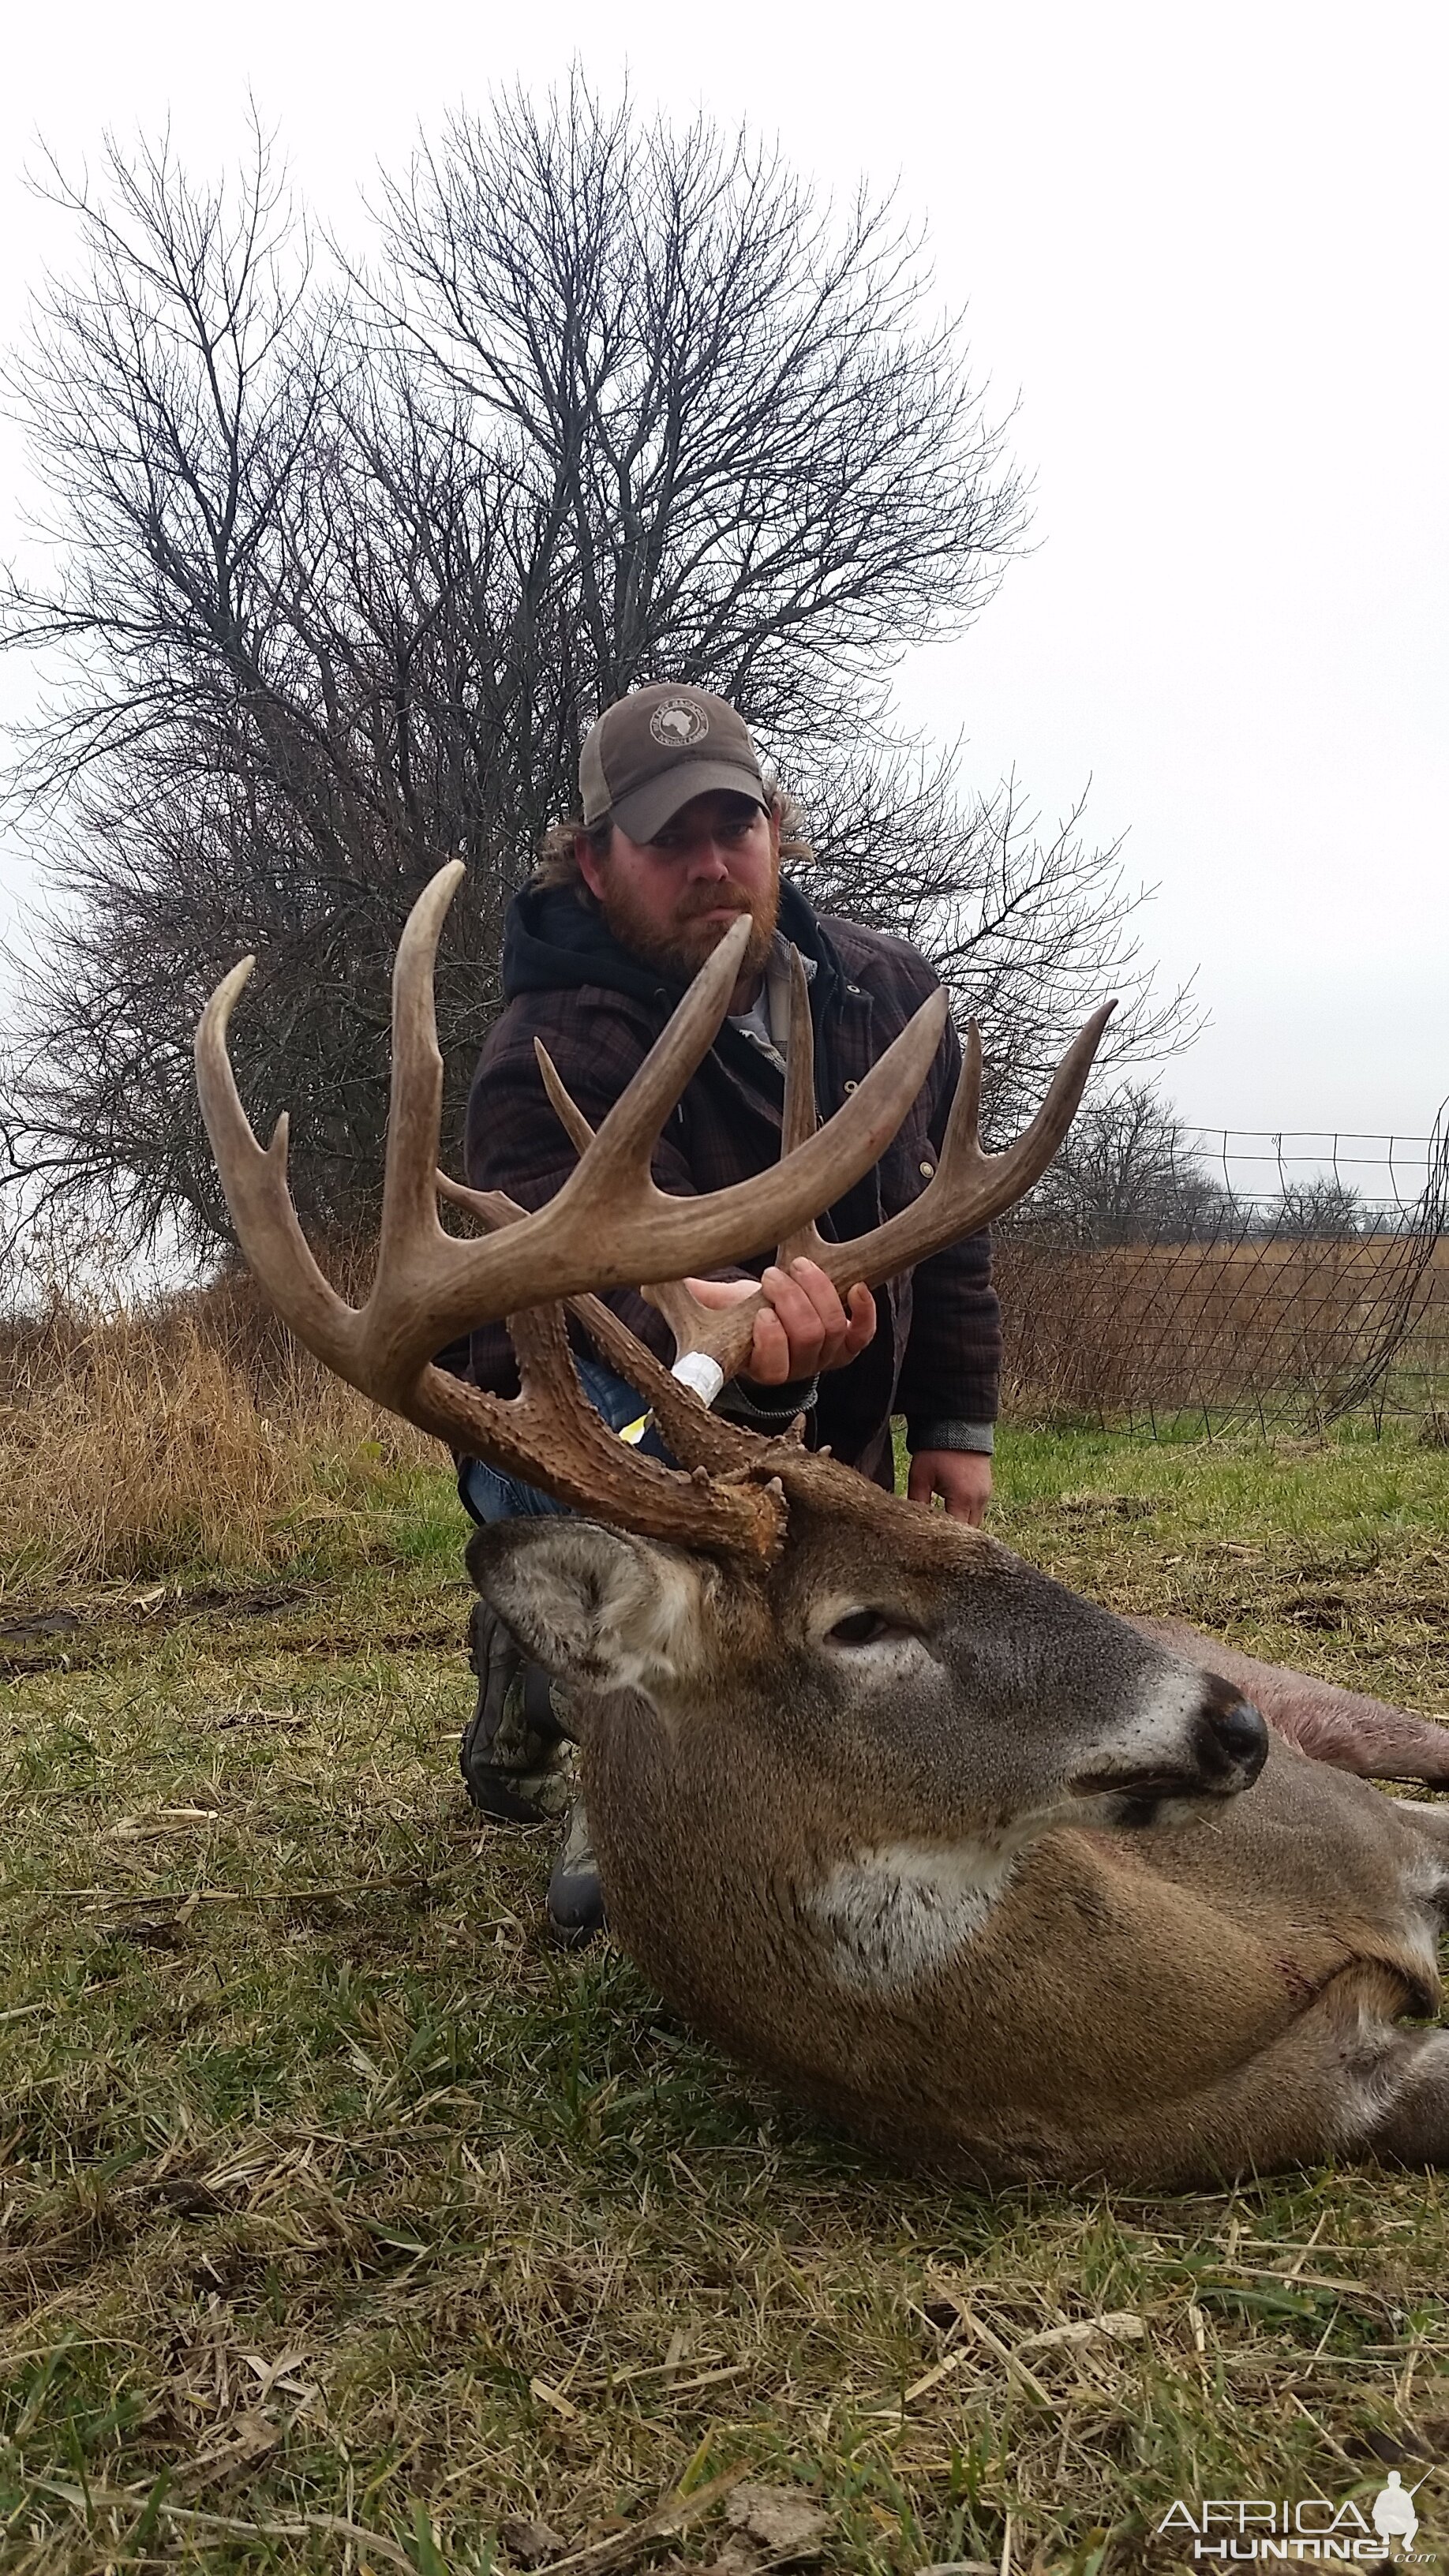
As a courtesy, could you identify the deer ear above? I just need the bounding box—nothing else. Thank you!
[467,1519,711,1697]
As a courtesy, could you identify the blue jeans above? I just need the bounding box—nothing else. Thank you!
[459,1355,675,1526]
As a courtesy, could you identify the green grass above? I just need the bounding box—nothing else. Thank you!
[993,1421,1449,1717]
[0,1428,1444,2571]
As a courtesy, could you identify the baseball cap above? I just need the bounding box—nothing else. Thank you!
[579,682,769,843]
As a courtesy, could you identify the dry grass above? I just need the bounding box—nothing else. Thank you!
[996,1229,1448,1428]
[0,1398,1443,2569]
[2,1234,1446,1597]
[0,1278,435,1591]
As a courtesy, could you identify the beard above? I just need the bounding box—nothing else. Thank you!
[596,856,781,990]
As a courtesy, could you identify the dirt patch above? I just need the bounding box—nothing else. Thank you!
[180,1585,310,1617]
[0,1585,466,1680]
[0,1608,83,1642]
[269,1626,463,1659]
[0,1582,318,1677]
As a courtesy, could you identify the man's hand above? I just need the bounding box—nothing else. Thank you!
[684,1258,876,1386]
[907,1447,993,1526]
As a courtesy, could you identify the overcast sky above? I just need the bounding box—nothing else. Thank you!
[1,0,1443,1140]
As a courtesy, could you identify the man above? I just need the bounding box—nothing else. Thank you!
[457,682,1001,1938]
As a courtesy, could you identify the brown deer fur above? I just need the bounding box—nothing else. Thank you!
[474,1459,1449,2188]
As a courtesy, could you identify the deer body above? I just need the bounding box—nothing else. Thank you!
[593,1738,1449,2188]
[475,1485,1449,2186]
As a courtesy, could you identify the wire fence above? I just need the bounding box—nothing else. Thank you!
[3,1105,1446,1443]
[996,1112,1449,1436]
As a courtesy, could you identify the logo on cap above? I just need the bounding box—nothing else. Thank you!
[649,697,710,749]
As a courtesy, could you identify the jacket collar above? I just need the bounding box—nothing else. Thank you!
[500,874,845,1018]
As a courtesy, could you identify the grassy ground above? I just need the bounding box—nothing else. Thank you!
[0,1425,1445,2573]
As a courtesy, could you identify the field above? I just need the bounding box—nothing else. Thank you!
[0,1323,1446,2572]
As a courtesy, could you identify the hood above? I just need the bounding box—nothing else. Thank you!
[500,874,844,1017]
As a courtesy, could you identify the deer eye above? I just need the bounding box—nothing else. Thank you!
[827,1608,893,1646]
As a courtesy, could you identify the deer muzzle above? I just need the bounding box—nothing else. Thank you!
[1070,1671,1270,1809]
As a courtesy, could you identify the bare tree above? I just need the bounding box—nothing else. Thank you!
[0,88,1190,1253]
[1263,1178,1366,1241]
[787,753,1200,1129]
[367,77,1025,746]
[1025,1081,1229,1243]
[0,118,612,1245]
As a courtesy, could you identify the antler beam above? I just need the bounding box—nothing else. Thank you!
[197,863,952,1405]
[195,861,955,1556]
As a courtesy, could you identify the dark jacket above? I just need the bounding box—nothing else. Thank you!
[462,877,1001,1490]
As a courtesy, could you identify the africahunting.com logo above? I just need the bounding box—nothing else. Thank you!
[1158,2471,1434,2560]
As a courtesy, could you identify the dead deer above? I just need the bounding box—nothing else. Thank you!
[197,863,1449,2187]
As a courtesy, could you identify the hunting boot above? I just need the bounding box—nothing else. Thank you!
[460,1597,575,1825]
[461,1602,605,1943]
[546,1794,606,1948]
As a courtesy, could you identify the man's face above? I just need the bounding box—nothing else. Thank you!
[575,791,781,987]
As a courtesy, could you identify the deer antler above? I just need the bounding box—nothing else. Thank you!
[195,862,948,1556]
[524,949,1118,1388]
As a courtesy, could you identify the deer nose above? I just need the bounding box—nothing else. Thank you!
[1195,1677,1270,1787]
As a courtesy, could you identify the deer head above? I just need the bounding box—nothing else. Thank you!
[471,1473,1267,1855]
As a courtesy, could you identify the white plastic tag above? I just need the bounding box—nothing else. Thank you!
[672,1350,726,1408]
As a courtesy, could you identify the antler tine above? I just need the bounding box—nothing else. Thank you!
[977,1001,1118,1196]
[797,996,1120,1297]
[535,1043,593,1156]
[534,923,762,1172]
[537,945,820,1174]
[780,946,818,1157]
[953,1014,983,1159]
[557,914,754,1181]
[523,1050,710,1363]
[774,943,829,1274]
[379,856,462,1248]
[195,959,362,1380]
